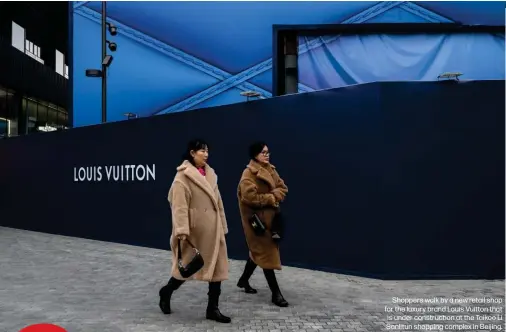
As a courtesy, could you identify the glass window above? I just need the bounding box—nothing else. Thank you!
[47,108,57,126]
[0,87,8,137]
[26,99,37,121]
[0,88,6,118]
[0,118,8,138]
[22,96,68,132]
[57,111,66,126]
[26,99,37,134]
[37,104,48,124]
[19,98,26,135]
[5,91,13,118]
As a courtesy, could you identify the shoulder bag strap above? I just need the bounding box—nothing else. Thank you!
[177,238,199,260]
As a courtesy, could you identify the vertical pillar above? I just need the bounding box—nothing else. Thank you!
[101,1,107,123]
[284,32,298,95]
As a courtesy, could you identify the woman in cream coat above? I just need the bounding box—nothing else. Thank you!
[158,139,231,323]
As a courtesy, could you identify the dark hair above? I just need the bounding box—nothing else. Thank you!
[249,141,267,161]
[182,139,209,166]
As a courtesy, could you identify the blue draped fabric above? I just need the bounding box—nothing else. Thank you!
[298,33,505,90]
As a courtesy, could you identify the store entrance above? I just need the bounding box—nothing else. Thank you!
[0,118,9,138]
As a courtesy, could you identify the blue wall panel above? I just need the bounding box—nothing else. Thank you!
[73,14,102,126]
[72,1,505,127]
[366,6,431,23]
[73,11,220,124]
[189,87,247,111]
[83,1,377,74]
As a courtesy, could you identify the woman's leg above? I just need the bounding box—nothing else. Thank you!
[158,277,185,314]
[206,281,231,323]
[271,212,283,241]
[263,269,289,307]
[237,258,258,294]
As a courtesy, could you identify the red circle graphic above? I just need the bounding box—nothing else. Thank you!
[20,324,67,332]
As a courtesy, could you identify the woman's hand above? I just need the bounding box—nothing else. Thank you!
[271,188,286,202]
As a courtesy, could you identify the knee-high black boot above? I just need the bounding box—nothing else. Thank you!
[206,282,231,323]
[158,277,185,314]
[237,258,258,294]
[263,269,289,307]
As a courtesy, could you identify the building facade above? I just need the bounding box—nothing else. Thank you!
[0,2,69,138]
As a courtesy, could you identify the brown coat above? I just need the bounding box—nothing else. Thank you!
[238,160,288,270]
[168,160,229,282]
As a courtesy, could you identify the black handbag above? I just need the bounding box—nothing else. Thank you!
[249,213,266,236]
[177,238,204,278]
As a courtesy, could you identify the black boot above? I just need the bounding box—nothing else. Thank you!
[237,258,258,294]
[206,282,231,323]
[158,277,184,314]
[263,269,289,307]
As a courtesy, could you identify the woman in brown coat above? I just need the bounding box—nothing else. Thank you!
[237,141,289,307]
[158,139,231,323]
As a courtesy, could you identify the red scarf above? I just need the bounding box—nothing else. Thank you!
[197,167,206,176]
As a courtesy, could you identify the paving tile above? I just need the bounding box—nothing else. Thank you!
[0,226,504,332]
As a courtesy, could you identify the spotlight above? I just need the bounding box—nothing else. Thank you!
[102,55,113,67]
[106,22,117,36]
[106,40,117,52]
[240,90,262,102]
[85,69,103,77]
[124,112,138,120]
[437,72,463,81]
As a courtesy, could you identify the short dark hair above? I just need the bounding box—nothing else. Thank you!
[182,139,209,166]
[249,141,267,161]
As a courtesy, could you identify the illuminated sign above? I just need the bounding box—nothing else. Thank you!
[73,164,156,182]
[37,125,58,132]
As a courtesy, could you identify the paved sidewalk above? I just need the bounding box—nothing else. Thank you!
[0,226,504,332]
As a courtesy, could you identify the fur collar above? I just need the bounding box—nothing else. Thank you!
[177,160,218,208]
[247,160,276,189]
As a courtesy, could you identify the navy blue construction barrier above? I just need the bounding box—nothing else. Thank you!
[0,80,504,280]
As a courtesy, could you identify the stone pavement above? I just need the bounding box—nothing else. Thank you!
[0,226,504,332]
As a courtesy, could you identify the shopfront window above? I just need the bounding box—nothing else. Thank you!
[57,110,66,127]
[0,88,7,119]
[26,98,37,134]
[0,86,15,138]
[47,103,59,127]
[0,118,9,138]
[22,96,68,133]
[37,103,48,124]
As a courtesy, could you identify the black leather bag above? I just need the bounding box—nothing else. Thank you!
[177,238,204,278]
[249,213,266,236]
